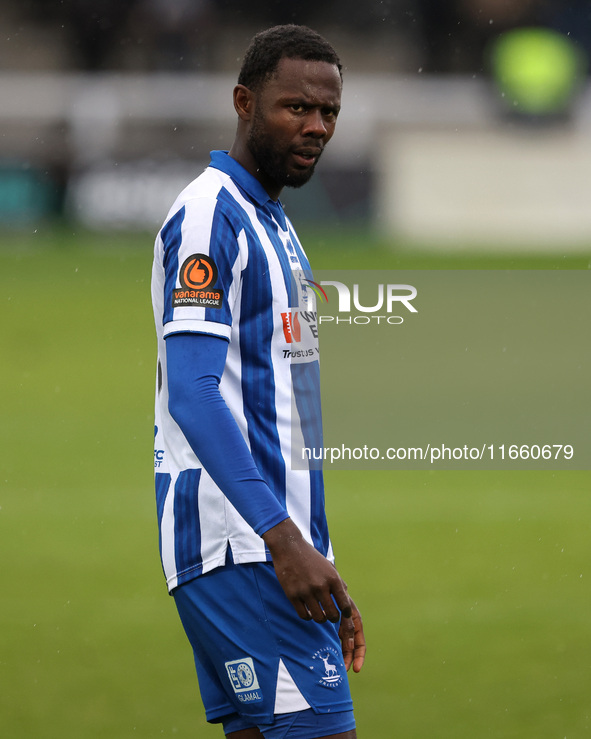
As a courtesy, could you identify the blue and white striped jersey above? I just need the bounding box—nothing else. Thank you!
[152,150,332,592]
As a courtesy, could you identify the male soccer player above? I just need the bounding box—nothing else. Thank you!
[151,24,365,738]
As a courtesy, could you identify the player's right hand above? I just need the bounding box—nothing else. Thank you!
[262,517,351,624]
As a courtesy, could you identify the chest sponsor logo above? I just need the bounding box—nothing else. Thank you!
[225,657,263,704]
[281,310,301,343]
[281,310,319,359]
[173,253,223,309]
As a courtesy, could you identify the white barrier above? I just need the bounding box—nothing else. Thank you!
[3,72,591,246]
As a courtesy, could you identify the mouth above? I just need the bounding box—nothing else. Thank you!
[291,148,322,168]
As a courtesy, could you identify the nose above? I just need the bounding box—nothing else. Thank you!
[302,109,330,138]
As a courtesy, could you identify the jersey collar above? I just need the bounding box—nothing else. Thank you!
[209,150,287,230]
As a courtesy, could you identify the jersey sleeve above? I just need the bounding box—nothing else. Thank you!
[166,332,290,536]
[159,196,247,340]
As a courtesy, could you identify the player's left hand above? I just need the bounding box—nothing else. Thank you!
[339,598,365,673]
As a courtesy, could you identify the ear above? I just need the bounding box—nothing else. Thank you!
[233,84,255,121]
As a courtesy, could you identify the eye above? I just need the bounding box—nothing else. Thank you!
[289,103,305,113]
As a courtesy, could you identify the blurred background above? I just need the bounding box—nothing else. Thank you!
[2,0,591,247]
[2,3,591,739]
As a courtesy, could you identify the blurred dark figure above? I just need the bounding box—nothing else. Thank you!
[416,0,544,72]
[208,0,329,27]
[65,0,136,70]
[542,0,591,61]
[129,0,218,70]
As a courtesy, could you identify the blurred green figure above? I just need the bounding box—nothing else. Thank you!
[490,26,587,117]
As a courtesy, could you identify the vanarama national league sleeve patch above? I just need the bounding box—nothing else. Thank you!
[173,253,224,309]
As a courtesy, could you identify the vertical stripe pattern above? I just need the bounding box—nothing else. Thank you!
[152,151,332,591]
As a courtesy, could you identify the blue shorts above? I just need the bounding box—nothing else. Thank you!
[173,559,355,736]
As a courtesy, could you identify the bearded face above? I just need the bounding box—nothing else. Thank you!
[247,103,323,190]
[243,58,341,195]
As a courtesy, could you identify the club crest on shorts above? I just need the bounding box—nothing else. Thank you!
[225,657,263,704]
[310,646,344,688]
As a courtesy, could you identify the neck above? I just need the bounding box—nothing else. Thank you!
[228,140,282,201]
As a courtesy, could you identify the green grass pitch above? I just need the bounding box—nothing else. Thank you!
[1,225,589,738]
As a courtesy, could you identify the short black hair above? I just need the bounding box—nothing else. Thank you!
[238,24,342,92]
